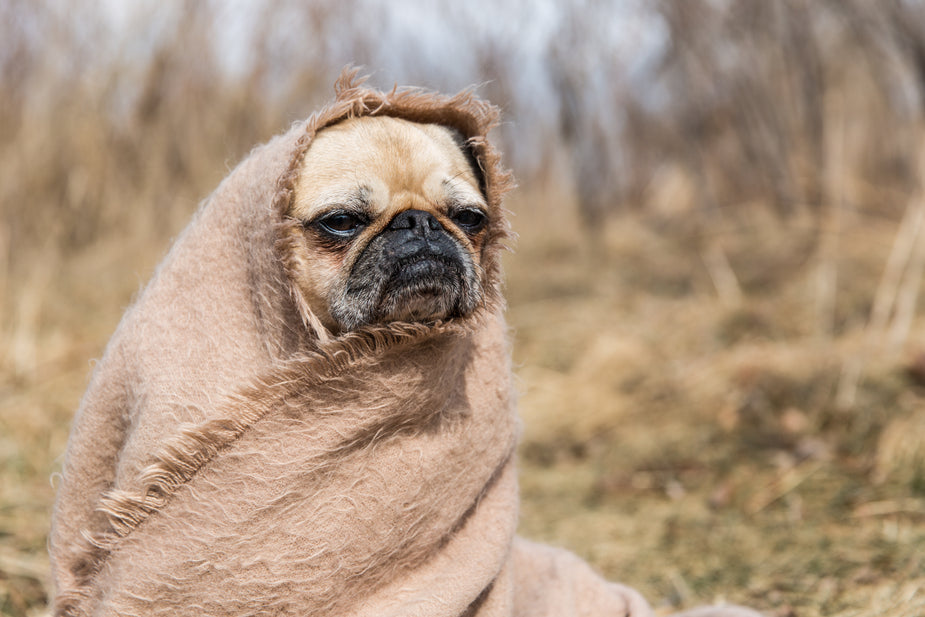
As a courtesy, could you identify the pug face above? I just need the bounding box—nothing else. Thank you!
[286,116,490,334]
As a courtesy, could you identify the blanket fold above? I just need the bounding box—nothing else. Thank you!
[50,69,762,617]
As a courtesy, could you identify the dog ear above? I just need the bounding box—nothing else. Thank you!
[447,128,488,200]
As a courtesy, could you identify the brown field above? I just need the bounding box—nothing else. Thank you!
[508,201,925,617]
[3,3,925,616]
[4,190,925,616]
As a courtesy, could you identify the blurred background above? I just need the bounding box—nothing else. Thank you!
[3,1,925,615]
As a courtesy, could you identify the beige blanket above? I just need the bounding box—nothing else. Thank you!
[50,70,761,617]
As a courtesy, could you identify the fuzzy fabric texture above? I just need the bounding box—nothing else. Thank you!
[50,69,763,617]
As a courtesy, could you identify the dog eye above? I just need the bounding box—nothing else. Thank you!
[451,208,487,232]
[317,212,366,236]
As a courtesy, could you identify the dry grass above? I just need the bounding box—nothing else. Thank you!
[7,192,925,617]
[507,195,925,617]
[3,4,925,616]
[4,163,925,617]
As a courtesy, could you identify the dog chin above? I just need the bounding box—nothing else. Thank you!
[377,292,455,323]
[372,259,464,322]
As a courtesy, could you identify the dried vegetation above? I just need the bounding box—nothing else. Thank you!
[2,1,925,615]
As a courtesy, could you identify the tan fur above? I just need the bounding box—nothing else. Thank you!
[286,116,488,332]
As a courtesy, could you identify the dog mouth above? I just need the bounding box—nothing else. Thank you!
[374,253,468,322]
[390,253,463,287]
[333,243,481,330]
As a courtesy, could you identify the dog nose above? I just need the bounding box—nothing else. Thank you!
[388,209,443,235]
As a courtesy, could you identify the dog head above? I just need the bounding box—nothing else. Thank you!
[286,115,490,334]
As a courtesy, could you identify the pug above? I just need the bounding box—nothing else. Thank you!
[286,116,491,333]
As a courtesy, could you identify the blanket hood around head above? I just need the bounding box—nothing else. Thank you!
[50,71,762,617]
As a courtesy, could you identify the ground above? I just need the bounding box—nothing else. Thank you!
[1,194,924,616]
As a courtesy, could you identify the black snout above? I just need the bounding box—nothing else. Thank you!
[388,209,443,234]
[383,209,457,261]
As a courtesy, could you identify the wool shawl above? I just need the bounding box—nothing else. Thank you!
[50,70,761,617]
